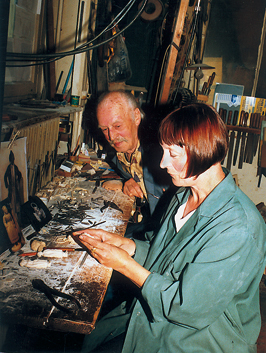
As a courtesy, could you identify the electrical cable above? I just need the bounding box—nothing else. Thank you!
[7,0,136,59]
[6,0,140,68]
[6,0,148,67]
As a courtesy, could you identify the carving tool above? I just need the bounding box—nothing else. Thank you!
[100,200,123,213]
[79,252,89,268]
[233,110,245,166]
[226,111,234,170]
[244,113,255,164]
[92,179,100,193]
[206,72,216,95]
[253,113,262,158]
[18,247,85,256]
[238,112,249,169]
[222,109,228,124]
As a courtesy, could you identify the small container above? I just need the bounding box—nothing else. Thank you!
[70,95,80,107]
[69,155,78,162]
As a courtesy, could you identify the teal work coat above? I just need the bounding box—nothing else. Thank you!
[122,170,266,353]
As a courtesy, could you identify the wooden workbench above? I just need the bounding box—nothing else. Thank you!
[0,174,134,335]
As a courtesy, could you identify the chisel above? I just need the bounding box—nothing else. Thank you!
[226,111,234,170]
[244,113,255,164]
[233,110,245,166]
[238,112,249,169]
[253,113,262,157]
[207,72,216,95]
[222,109,228,124]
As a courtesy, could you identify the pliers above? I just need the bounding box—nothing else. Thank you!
[32,279,81,313]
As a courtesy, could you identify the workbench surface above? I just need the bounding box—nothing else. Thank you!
[0,175,134,335]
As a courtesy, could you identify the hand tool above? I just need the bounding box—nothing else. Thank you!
[206,72,216,95]
[86,220,106,228]
[100,200,123,213]
[253,113,262,158]
[233,110,245,166]
[147,192,160,199]
[219,108,228,165]
[92,179,100,193]
[18,248,85,256]
[226,110,238,170]
[222,109,228,124]
[226,111,234,170]
[244,113,255,164]
[32,278,81,313]
[79,252,89,268]
[232,110,239,127]
[238,112,249,169]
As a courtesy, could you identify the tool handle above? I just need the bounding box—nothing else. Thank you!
[232,110,239,126]
[227,111,233,125]
[243,112,249,127]
[19,252,37,257]
[239,110,245,126]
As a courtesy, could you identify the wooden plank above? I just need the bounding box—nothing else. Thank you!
[159,0,189,104]
[0,179,134,334]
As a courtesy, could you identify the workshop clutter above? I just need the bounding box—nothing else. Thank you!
[214,94,266,177]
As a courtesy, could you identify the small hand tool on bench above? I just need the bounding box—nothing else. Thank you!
[92,178,100,193]
[32,279,81,313]
[19,247,85,256]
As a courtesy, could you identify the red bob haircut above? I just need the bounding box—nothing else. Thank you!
[159,103,229,178]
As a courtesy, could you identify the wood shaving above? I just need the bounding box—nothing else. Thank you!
[20,258,51,269]
[37,249,68,258]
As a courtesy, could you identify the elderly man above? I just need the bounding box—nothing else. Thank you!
[96,90,173,231]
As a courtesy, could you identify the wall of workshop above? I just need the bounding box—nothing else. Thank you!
[53,0,92,99]
[223,148,266,206]
[202,0,266,206]
[204,0,266,98]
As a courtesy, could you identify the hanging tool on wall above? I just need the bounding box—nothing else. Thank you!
[233,110,245,166]
[244,113,256,164]
[238,112,249,169]
[253,113,263,158]
[226,110,234,170]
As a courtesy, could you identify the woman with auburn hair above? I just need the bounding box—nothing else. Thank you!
[75,103,266,353]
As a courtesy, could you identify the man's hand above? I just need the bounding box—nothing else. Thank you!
[123,178,143,198]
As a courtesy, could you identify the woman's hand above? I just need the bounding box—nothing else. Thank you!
[72,229,136,271]
[72,229,150,287]
[73,228,136,256]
